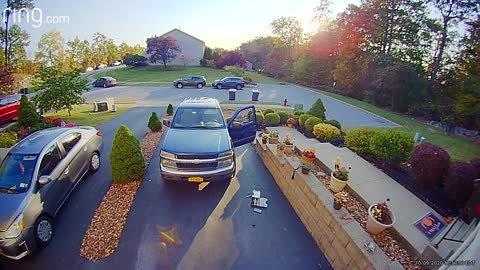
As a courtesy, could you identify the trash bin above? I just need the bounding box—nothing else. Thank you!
[20,88,29,94]
[111,104,117,112]
[228,89,237,101]
[251,90,260,102]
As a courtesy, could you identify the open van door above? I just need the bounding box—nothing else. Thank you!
[227,105,257,147]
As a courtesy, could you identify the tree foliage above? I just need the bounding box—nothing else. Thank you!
[239,36,275,70]
[270,16,303,48]
[35,31,65,68]
[0,67,16,94]
[17,95,39,128]
[146,36,181,68]
[0,25,29,71]
[123,54,147,67]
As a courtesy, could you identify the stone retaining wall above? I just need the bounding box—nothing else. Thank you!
[255,138,402,269]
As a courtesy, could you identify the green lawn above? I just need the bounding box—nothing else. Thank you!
[44,105,130,127]
[309,88,480,162]
[94,66,282,85]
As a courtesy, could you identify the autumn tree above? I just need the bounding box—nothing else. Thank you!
[239,36,275,70]
[146,36,181,68]
[118,42,145,59]
[270,16,303,48]
[91,32,119,64]
[0,66,16,94]
[35,31,65,68]
[65,37,94,70]
[215,51,245,69]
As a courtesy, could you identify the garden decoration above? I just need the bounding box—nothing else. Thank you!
[366,198,396,234]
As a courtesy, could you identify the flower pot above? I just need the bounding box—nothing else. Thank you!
[269,137,279,144]
[330,172,348,192]
[276,149,284,157]
[262,139,267,144]
[366,204,395,235]
[301,167,311,174]
[284,144,294,154]
[288,123,294,128]
[333,201,342,210]
[302,155,315,163]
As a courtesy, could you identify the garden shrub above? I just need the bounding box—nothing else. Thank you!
[292,114,300,125]
[263,108,275,115]
[278,111,290,125]
[147,112,162,131]
[18,95,39,129]
[299,113,312,129]
[411,143,450,190]
[307,98,326,120]
[369,129,414,165]
[444,161,476,208]
[200,59,208,67]
[110,125,145,182]
[345,128,377,154]
[470,158,480,179]
[166,104,174,115]
[312,123,341,141]
[293,109,304,116]
[325,119,342,130]
[264,113,280,126]
[0,131,17,148]
[304,116,323,133]
[256,113,265,126]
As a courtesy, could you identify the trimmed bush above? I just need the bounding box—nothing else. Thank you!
[299,113,312,129]
[345,128,377,155]
[292,114,300,125]
[147,112,162,131]
[249,111,265,126]
[166,104,174,115]
[313,123,341,141]
[304,116,323,133]
[411,143,450,190]
[264,112,280,126]
[293,109,304,116]
[18,95,39,129]
[369,129,414,165]
[0,131,17,148]
[110,125,146,182]
[307,98,326,120]
[278,111,289,125]
[470,158,480,179]
[263,108,275,115]
[325,119,342,130]
[444,161,476,208]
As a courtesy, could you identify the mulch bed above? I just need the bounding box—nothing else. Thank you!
[80,129,163,261]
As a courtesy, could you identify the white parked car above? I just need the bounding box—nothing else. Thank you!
[85,67,93,72]
[111,61,122,66]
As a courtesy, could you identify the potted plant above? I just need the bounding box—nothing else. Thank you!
[276,142,285,156]
[301,161,314,174]
[269,130,279,144]
[366,199,395,234]
[333,191,348,210]
[287,117,296,128]
[261,133,268,144]
[283,133,294,154]
[302,149,316,163]
[330,166,349,192]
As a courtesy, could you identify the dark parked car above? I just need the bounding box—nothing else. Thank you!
[0,127,103,260]
[160,97,256,182]
[92,77,117,88]
[173,76,206,89]
[0,94,21,124]
[212,77,245,90]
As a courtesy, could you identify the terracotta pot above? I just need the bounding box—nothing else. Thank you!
[276,149,284,157]
[302,155,315,163]
[333,201,342,210]
[284,144,294,154]
[366,204,395,235]
[269,137,279,144]
[301,167,310,174]
[330,172,348,192]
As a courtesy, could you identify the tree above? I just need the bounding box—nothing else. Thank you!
[239,36,275,70]
[147,112,162,132]
[2,0,33,68]
[314,0,333,30]
[118,43,145,59]
[17,95,39,128]
[0,25,29,71]
[203,46,213,60]
[0,67,16,94]
[270,16,303,48]
[216,51,245,69]
[65,37,93,70]
[32,67,89,116]
[123,54,147,66]
[109,125,145,183]
[146,36,181,68]
[35,31,65,68]
[265,47,292,78]
[91,32,119,65]
[427,0,479,98]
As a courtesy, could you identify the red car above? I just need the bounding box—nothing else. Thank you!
[0,94,22,123]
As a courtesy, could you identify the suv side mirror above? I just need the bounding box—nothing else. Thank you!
[38,175,51,185]
[163,119,170,127]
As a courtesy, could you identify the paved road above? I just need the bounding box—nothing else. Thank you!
[0,108,331,270]
[84,83,396,128]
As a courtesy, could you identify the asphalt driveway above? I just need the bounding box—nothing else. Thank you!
[84,83,396,128]
[0,107,331,270]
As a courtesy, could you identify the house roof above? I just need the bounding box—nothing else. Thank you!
[160,28,205,44]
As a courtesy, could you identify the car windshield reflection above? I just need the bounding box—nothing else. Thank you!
[172,108,225,129]
[0,154,38,193]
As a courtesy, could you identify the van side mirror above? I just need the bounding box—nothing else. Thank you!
[163,119,170,127]
[38,175,51,185]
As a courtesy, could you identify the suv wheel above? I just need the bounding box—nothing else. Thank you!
[236,84,242,90]
[177,83,183,88]
[34,215,54,247]
[103,83,107,88]
[216,84,223,89]
[197,83,204,89]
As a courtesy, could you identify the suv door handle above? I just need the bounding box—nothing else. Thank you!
[64,166,69,175]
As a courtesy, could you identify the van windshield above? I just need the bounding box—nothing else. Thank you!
[172,108,225,129]
[0,154,38,194]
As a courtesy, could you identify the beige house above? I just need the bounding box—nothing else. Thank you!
[147,29,205,66]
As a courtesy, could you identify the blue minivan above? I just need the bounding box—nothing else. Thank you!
[160,97,256,182]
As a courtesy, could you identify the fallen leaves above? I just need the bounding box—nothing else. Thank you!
[80,129,162,261]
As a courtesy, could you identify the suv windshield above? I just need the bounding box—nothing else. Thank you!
[172,107,225,129]
[0,154,38,193]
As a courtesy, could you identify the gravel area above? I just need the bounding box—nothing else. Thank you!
[80,129,162,261]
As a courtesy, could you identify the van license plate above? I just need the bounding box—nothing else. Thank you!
[188,177,204,182]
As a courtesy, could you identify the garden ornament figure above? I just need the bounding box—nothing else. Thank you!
[283,98,288,106]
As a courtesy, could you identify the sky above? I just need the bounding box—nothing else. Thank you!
[7,0,361,57]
